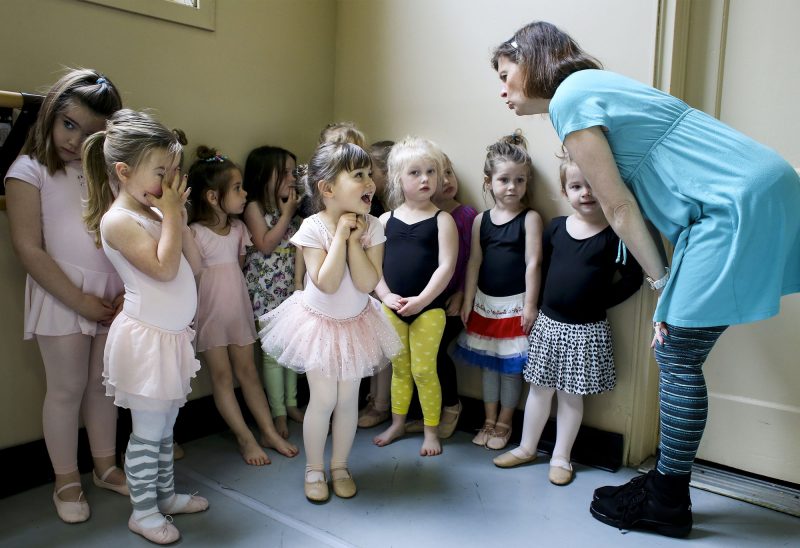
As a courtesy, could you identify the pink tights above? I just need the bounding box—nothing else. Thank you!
[37,333,117,474]
[304,370,360,472]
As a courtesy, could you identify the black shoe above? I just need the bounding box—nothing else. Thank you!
[590,472,692,538]
[592,471,653,501]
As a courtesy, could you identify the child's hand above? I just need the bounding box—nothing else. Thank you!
[104,292,125,326]
[78,293,115,324]
[460,300,473,326]
[382,293,405,311]
[348,215,367,244]
[397,296,424,317]
[279,188,300,218]
[335,213,357,241]
[146,172,190,218]
[445,291,463,317]
[651,321,668,348]
[521,304,538,334]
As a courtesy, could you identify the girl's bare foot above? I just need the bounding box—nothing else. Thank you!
[287,406,305,423]
[373,420,405,447]
[275,415,289,439]
[260,430,299,458]
[239,437,270,466]
[420,426,442,456]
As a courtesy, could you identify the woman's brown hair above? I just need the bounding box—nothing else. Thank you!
[491,21,602,99]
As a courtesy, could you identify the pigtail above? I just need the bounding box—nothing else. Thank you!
[82,130,115,247]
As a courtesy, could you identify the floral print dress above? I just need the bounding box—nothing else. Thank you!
[243,210,302,321]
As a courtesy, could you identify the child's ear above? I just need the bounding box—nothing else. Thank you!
[317,179,334,198]
[114,162,131,182]
[205,188,218,206]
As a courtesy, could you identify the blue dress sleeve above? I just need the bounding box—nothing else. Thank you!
[549,69,611,142]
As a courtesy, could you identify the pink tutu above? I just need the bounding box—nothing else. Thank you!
[259,292,402,380]
[103,312,201,412]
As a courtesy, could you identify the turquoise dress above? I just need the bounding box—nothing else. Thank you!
[549,69,800,327]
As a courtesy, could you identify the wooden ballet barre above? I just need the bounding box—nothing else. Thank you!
[0,90,44,109]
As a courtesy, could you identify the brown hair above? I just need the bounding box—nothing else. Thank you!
[242,146,297,214]
[319,121,367,149]
[483,131,534,204]
[24,68,122,175]
[186,146,240,226]
[82,109,183,246]
[491,21,602,99]
[301,141,372,213]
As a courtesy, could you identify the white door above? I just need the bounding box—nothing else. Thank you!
[684,0,800,484]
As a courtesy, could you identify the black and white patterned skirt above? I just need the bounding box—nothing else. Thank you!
[524,311,616,395]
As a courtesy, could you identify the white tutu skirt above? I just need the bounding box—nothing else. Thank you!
[258,293,402,380]
[103,312,201,412]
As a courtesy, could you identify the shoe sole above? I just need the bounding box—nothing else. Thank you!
[589,502,692,538]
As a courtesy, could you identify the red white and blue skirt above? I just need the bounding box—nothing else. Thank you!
[454,289,528,374]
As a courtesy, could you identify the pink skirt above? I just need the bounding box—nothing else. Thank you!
[103,312,201,412]
[258,293,402,380]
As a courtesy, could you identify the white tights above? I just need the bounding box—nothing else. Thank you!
[517,385,583,466]
[37,333,117,474]
[304,370,360,477]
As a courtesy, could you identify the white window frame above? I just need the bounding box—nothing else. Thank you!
[81,0,216,31]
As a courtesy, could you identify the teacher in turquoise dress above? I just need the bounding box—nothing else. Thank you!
[492,21,800,538]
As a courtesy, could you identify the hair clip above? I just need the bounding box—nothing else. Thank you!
[293,164,308,179]
[509,39,519,50]
[96,77,108,86]
[204,154,227,163]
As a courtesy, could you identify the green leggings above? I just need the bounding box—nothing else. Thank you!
[261,351,298,418]
[383,306,445,427]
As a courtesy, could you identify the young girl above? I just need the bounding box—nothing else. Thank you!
[318,121,367,149]
[187,147,299,465]
[83,109,208,544]
[242,145,304,440]
[357,139,394,429]
[372,137,458,457]
[456,133,543,451]
[404,154,477,437]
[5,68,127,523]
[259,141,401,502]
[493,152,642,485]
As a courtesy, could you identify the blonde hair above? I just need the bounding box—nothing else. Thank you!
[319,121,367,149]
[556,145,578,193]
[385,136,445,210]
[82,109,183,246]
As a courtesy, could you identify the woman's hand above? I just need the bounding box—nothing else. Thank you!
[521,304,538,334]
[382,292,405,311]
[147,172,190,218]
[445,291,464,317]
[651,321,668,348]
[77,293,115,324]
[279,188,300,218]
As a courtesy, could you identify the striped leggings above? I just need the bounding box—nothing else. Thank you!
[654,324,727,476]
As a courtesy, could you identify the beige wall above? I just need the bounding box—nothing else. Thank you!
[1,0,337,448]
[2,0,665,462]
[334,0,661,460]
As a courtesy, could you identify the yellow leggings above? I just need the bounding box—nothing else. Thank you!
[383,306,445,426]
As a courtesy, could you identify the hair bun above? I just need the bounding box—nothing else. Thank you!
[195,145,217,160]
[173,128,188,146]
[501,129,528,149]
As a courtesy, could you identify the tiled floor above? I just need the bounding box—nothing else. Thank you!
[1,427,797,547]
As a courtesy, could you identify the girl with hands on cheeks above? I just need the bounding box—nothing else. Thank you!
[455,132,543,452]
[372,137,458,457]
[83,110,208,544]
[242,146,305,438]
[186,147,298,467]
[258,142,401,503]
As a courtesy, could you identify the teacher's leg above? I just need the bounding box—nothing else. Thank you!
[590,324,726,538]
